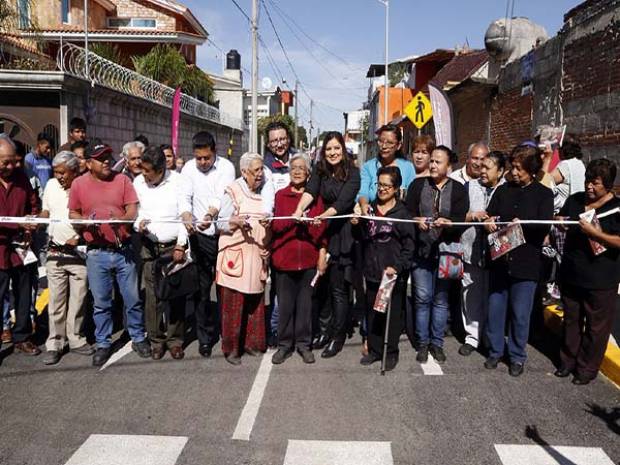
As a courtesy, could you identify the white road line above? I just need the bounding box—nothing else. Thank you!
[64,434,188,465]
[99,341,133,371]
[283,440,394,465]
[420,355,444,375]
[494,444,615,465]
[232,350,274,441]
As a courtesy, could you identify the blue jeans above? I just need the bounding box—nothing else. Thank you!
[411,257,451,348]
[86,247,146,348]
[486,270,537,364]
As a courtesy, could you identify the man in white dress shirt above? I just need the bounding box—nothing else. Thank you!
[134,146,189,360]
[449,142,488,185]
[179,132,236,358]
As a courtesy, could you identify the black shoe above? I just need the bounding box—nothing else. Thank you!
[416,346,429,363]
[267,333,278,348]
[360,353,381,366]
[484,356,500,369]
[132,340,152,358]
[509,362,524,377]
[458,343,476,356]
[429,345,446,363]
[321,340,343,359]
[313,334,330,350]
[554,366,572,378]
[572,375,592,385]
[385,356,398,371]
[72,344,95,356]
[225,353,242,365]
[92,347,111,367]
[43,350,62,365]
[271,349,293,364]
[199,344,213,358]
[297,349,315,364]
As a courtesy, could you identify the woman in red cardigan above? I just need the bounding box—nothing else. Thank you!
[270,153,327,364]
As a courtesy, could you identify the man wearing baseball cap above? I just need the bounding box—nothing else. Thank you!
[68,143,151,366]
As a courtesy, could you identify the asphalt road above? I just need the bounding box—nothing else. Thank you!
[0,332,618,465]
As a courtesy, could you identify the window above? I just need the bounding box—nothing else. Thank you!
[17,0,30,29]
[61,0,70,23]
[107,17,157,29]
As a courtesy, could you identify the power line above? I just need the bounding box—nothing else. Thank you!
[260,0,301,85]
[229,0,251,23]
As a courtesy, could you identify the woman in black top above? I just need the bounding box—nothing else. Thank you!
[484,144,553,377]
[353,166,415,371]
[555,159,620,385]
[294,132,361,358]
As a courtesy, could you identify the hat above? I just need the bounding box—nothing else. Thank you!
[84,144,113,160]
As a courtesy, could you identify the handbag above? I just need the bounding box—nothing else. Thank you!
[437,242,464,280]
[154,255,199,300]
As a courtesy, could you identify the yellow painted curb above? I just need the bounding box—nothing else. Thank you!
[543,304,620,387]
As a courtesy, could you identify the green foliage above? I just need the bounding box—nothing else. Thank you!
[389,62,408,87]
[132,44,214,104]
[90,43,124,66]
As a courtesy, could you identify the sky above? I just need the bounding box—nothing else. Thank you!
[183,0,583,132]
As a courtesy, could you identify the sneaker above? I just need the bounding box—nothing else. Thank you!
[509,362,524,377]
[297,349,315,364]
[43,350,62,365]
[484,356,500,369]
[271,348,292,365]
[429,345,446,363]
[360,353,381,366]
[92,347,111,367]
[416,346,429,363]
[458,343,476,356]
[71,344,95,356]
[132,340,152,358]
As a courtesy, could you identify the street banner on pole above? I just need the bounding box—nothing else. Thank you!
[171,87,181,155]
[428,82,455,149]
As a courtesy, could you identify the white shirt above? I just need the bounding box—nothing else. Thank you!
[179,156,236,236]
[449,166,473,185]
[134,171,188,245]
[42,178,80,245]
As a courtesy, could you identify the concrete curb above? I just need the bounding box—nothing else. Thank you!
[543,304,620,387]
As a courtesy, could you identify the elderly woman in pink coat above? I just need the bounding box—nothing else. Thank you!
[216,152,272,365]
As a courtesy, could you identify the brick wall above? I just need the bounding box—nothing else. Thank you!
[489,89,533,154]
[70,0,109,29]
[113,0,176,31]
[450,84,493,163]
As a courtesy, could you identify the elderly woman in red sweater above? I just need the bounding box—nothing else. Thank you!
[270,153,327,364]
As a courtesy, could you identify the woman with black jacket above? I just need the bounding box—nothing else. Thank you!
[293,132,361,358]
[353,166,415,371]
[484,143,554,377]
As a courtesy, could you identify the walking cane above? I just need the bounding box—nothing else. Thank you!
[380,297,392,376]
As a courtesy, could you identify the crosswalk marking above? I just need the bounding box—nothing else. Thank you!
[420,355,444,375]
[283,440,394,465]
[494,444,615,465]
[64,434,188,465]
[232,349,274,441]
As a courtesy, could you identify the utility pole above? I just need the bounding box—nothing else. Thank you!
[84,0,89,77]
[294,79,299,148]
[309,99,314,149]
[384,0,389,126]
[250,0,259,153]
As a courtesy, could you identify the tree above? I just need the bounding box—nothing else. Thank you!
[90,43,124,66]
[132,44,214,104]
[389,62,408,87]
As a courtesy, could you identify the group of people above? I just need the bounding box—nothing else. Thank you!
[0,118,617,386]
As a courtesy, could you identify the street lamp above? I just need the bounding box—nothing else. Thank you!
[376,0,389,126]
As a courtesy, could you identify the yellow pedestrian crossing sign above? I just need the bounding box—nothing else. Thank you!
[405,91,433,129]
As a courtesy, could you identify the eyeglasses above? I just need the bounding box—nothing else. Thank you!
[290,166,307,173]
[377,182,395,190]
[269,137,289,146]
[377,139,397,147]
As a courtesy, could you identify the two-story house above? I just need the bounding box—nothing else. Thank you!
[14,0,207,65]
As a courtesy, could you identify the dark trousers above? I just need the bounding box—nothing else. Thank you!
[312,273,331,338]
[560,283,617,380]
[141,241,185,348]
[275,269,314,352]
[366,280,405,358]
[190,234,219,347]
[0,266,33,343]
[327,264,351,343]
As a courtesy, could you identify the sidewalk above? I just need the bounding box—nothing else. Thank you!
[544,304,620,387]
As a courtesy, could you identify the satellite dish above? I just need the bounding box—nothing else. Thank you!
[261,77,273,90]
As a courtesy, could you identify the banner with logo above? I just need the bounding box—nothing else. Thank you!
[428,82,455,150]
[171,87,182,155]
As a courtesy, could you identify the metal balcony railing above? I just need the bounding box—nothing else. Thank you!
[56,43,244,130]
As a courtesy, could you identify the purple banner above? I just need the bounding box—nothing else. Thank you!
[428,82,454,150]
